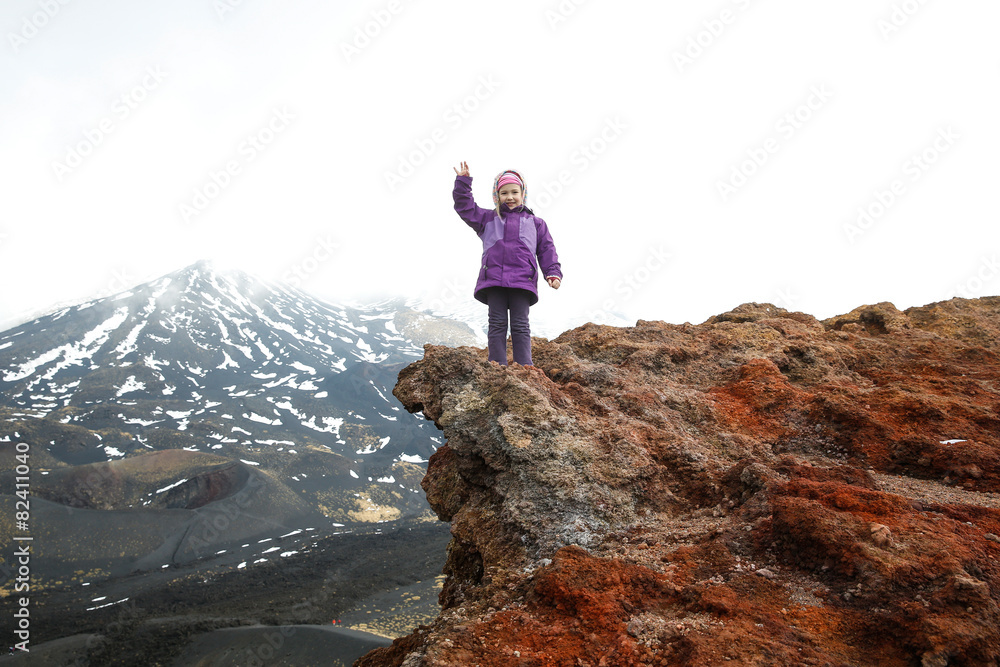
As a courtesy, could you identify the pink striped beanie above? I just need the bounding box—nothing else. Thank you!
[493,169,526,207]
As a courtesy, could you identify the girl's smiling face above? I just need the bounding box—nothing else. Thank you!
[498,184,524,209]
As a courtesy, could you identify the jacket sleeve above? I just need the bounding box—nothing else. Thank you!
[453,175,494,234]
[534,216,562,279]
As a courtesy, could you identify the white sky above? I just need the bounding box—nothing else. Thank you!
[2,0,998,336]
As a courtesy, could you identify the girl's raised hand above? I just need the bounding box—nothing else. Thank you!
[453,161,470,177]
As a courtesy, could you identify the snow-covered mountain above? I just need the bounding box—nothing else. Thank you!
[0,261,483,534]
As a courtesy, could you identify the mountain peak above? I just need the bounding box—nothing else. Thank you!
[0,261,437,472]
[362,296,1000,666]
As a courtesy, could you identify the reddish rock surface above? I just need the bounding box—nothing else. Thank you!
[357,298,1000,667]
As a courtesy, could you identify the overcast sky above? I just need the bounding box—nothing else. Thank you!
[2,0,998,336]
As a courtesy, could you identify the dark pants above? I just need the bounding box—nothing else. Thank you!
[486,287,533,366]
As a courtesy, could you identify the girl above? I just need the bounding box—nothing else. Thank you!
[452,161,562,367]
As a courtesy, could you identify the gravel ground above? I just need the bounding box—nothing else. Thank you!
[871,471,1000,508]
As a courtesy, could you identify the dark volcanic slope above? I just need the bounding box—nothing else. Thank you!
[360,297,1000,667]
[3,519,451,667]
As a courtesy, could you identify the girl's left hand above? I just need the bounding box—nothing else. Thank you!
[546,277,561,289]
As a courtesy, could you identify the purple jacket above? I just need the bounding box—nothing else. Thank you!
[453,175,562,305]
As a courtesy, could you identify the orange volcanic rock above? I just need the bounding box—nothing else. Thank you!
[357,298,1000,667]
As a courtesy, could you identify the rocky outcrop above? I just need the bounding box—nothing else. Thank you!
[359,297,1000,667]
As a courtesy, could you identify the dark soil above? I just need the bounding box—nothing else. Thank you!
[3,519,450,666]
